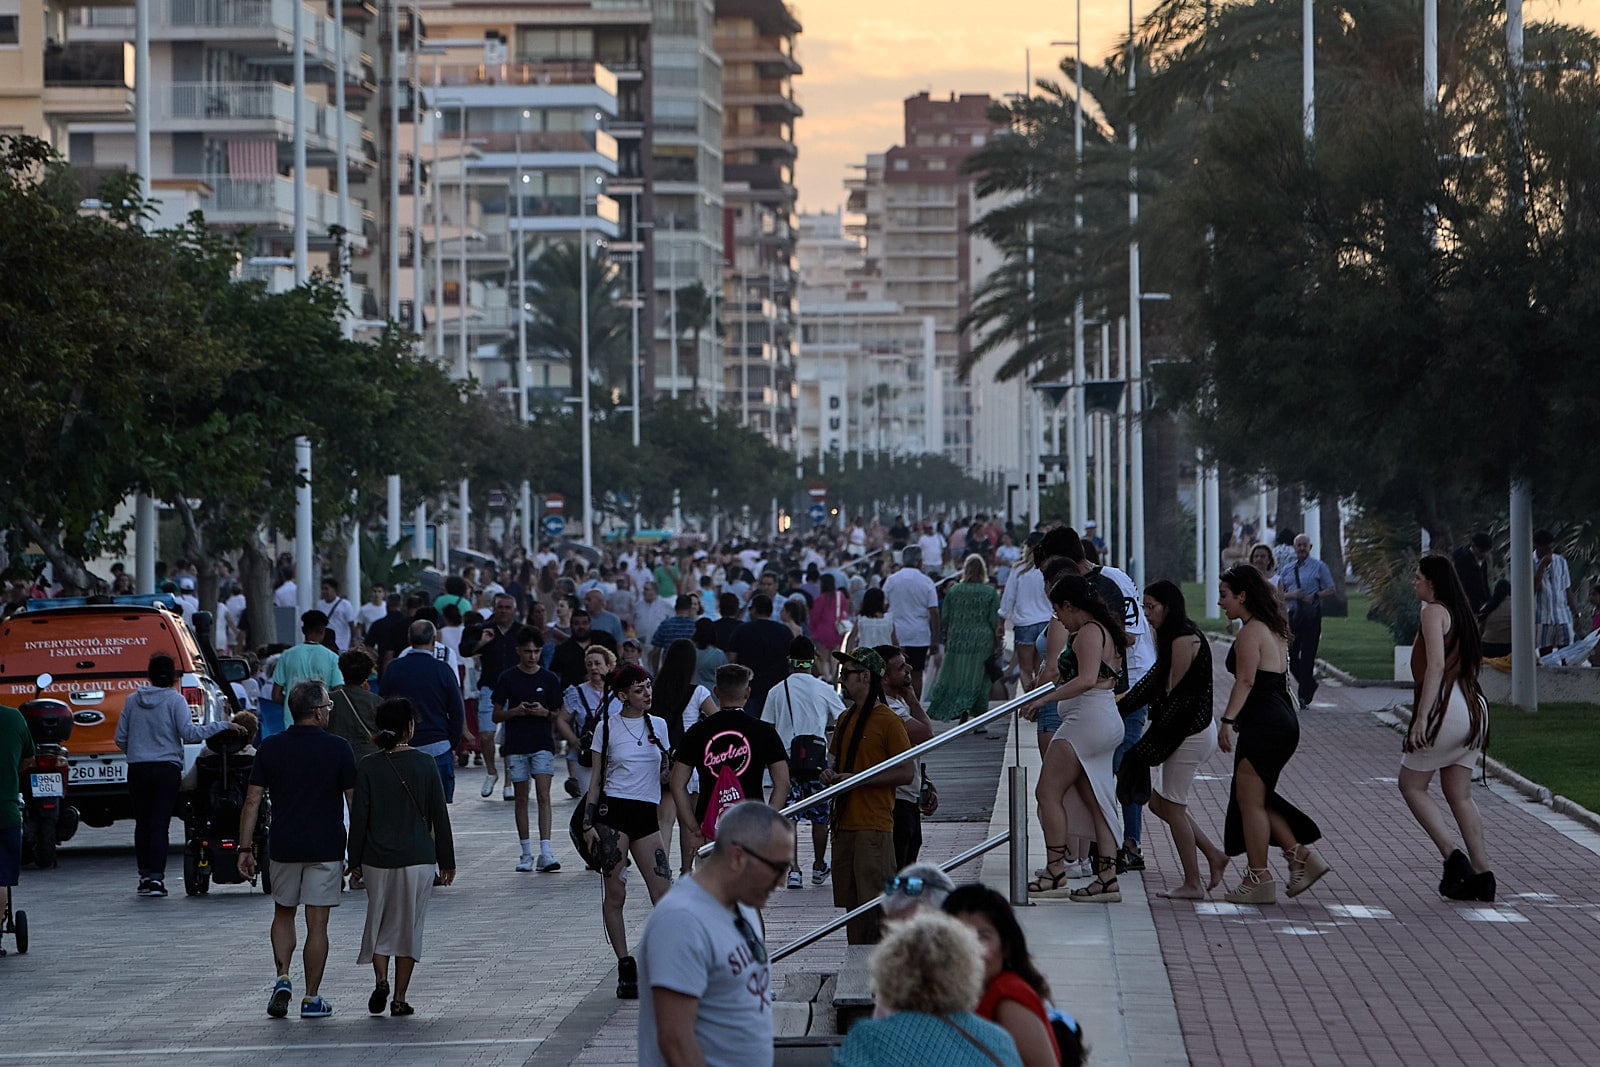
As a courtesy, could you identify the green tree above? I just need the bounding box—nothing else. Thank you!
[523,242,631,393]
[0,136,245,593]
[673,281,713,393]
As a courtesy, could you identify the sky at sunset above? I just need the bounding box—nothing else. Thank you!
[788,0,1599,214]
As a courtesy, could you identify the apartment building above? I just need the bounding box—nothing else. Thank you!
[795,209,936,462]
[413,3,646,407]
[44,0,375,305]
[0,1,131,146]
[652,0,722,405]
[714,0,799,446]
[846,92,1005,471]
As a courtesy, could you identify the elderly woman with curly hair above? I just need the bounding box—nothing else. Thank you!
[834,910,1023,1066]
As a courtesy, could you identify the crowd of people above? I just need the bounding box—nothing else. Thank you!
[6,505,1521,1062]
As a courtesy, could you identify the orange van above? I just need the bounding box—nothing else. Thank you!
[0,595,232,828]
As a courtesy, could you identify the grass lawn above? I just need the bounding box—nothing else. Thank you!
[1488,703,1600,812]
[1180,583,1398,680]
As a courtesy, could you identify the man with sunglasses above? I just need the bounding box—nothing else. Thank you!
[638,801,795,1067]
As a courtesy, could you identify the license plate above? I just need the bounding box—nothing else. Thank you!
[29,773,64,798]
[69,760,128,785]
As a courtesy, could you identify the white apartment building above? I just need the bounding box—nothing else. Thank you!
[796,209,936,462]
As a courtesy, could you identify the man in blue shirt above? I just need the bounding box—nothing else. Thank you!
[238,679,357,1019]
[492,627,576,873]
[379,620,466,800]
[1279,534,1337,707]
[650,595,700,672]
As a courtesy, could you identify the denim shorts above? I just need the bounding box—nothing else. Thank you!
[1014,621,1050,648]
[478,688,497,733]
[1035,702,1062,735]
[507,750,556,782]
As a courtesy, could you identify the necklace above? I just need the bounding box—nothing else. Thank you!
[619,713,646,746]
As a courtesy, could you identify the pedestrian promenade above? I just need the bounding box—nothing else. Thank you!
[9,657,1600,1065]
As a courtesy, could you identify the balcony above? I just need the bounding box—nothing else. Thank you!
[713,35,801,75]
[185,176,364,236]
[468,129,620,177]
[431,59,618,98]
[42,43,134,122]
[722,79,802,118]
[157,82,365,161]
[76,0,365,78]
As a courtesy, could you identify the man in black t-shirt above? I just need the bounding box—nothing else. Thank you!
[669,663,789,847]
[550,609,621,688]
[492,627,575,873]
[889,515,911,553]
[727,594,794,715]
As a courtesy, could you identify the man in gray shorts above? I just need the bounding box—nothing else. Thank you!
[239,680,357,1019]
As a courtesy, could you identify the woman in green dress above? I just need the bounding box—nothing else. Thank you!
[927,555,1002,722]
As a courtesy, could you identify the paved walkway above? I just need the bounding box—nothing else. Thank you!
[1139,651,1600,1067]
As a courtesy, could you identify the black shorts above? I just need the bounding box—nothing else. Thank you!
[0,824,20,887]
[903,645,930,671]
[596,796,659,842]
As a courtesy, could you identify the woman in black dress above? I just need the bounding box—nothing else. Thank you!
[1216,565,1329,904]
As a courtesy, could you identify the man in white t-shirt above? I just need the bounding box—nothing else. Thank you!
[881,548,941,695]
[916,523,946,576]
[317,578,359,652]
[760,637,845,888]
[357,584,388,636]
[847,518,867,558]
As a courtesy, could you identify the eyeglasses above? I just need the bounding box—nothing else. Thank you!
[839,667,867,679]
[737,843,792,879]
[731,909,769,965]
[884,875,931,896]
[314,702,334,711]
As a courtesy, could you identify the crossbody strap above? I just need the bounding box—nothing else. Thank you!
[935,1016,1005,1067]
[383,752,429,824]
[335,689,375,739]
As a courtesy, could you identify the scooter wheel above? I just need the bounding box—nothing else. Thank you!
[13,911,27,955]
[31,826,56,870]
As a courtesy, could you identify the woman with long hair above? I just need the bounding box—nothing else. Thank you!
[580,664,673,999]
[780,594,811,640]
[1216,565,1328,904]
[1021,575,1128,902]
[1117,581,1228,898]
[1248,542,1276,580]
[652,638,717,875]
[848,586,898,651]
[944,885,1084,1067]
[926,554,1002,722]
[348,698,455,1017]
[1400,554,1494,901]
[999,535,1053,690]
[809,572,852,681]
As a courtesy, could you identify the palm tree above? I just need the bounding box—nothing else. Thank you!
[520,241,631,393]
[674,280,713,396]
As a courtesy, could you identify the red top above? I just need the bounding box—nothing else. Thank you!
[976,970,1060,1063]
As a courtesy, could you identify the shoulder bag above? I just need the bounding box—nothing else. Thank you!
[934,1016,1006,1067]
[783,675,828,781]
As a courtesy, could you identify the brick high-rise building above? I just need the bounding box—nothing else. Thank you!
[847,91,1004,469]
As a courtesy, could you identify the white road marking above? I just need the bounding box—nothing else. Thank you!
[1461,908,1528,923]
[1325,904,1392,920]
[1195,902,1259,916]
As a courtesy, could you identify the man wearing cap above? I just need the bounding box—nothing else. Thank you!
[268,612,343,738]
[174,575,200,624]
[824,648,912,944]
[1084,520,1107,557]
[760,637,846,888]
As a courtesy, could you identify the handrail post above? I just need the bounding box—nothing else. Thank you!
[1009,763,1031,906]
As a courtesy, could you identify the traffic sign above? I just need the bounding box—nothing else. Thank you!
[544,492,565,514]
[808,503,827,526]
[542,514,566,538]
[807,481,828,502]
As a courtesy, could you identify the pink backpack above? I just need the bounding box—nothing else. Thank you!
[699,763,747,840]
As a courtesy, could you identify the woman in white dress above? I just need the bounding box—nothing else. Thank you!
[1021,575,1128,902]
[1399,554,1493,901]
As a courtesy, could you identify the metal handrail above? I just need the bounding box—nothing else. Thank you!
[696,681,1052,859]
[770,831,1011,962]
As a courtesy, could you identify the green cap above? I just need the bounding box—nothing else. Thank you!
[836,647,886,678]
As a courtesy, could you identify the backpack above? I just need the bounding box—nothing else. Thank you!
[699,762,746,841]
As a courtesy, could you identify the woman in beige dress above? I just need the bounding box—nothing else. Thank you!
[1398,554,1493,901]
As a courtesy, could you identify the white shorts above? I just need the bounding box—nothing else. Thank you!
[270,860,343,908]
[507,751,556,782]
[1151,722,1218,807]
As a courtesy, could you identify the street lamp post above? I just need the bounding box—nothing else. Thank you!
[1126,0,1145,584]
[578,164,595,546]
[515,138,529,423]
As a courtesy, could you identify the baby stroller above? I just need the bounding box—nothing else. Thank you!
[183,730,272,896]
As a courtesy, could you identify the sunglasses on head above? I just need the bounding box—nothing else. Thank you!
[884,875,930,896]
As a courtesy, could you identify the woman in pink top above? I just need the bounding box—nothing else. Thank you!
[808,573,852,681]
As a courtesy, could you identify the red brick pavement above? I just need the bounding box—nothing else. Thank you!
[1141,651,1600,1067]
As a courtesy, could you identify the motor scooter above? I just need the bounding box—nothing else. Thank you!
[20,672,81,869]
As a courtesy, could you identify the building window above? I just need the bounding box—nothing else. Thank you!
[0,14,18,47]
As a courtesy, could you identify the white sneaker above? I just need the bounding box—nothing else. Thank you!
[515,855,535,872]
[536,854,561,873]
[503,784,515,801]
[480,775,496,798]
[787,869,803,889]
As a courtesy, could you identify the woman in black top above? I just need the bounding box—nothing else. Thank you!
[1117,582,1228,899]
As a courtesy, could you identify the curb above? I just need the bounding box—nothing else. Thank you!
[1318,659,1404,689]
[1372,703,1600,836]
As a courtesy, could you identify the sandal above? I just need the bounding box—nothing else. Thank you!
[390,1000,415,1017]
[1068,856,1122,903]
[1284,845,1330,898]
[368,981,389,1015]
[1028,845,1072,895]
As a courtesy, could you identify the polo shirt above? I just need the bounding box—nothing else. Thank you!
[651,613,698,651]
[250,724,357,863]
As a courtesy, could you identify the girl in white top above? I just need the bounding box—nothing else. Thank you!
[848,586,898,654]
[581,664,674,993]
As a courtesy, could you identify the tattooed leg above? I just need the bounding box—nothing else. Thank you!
[654,847,673,883]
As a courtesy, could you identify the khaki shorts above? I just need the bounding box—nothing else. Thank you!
[270,860,344,908]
